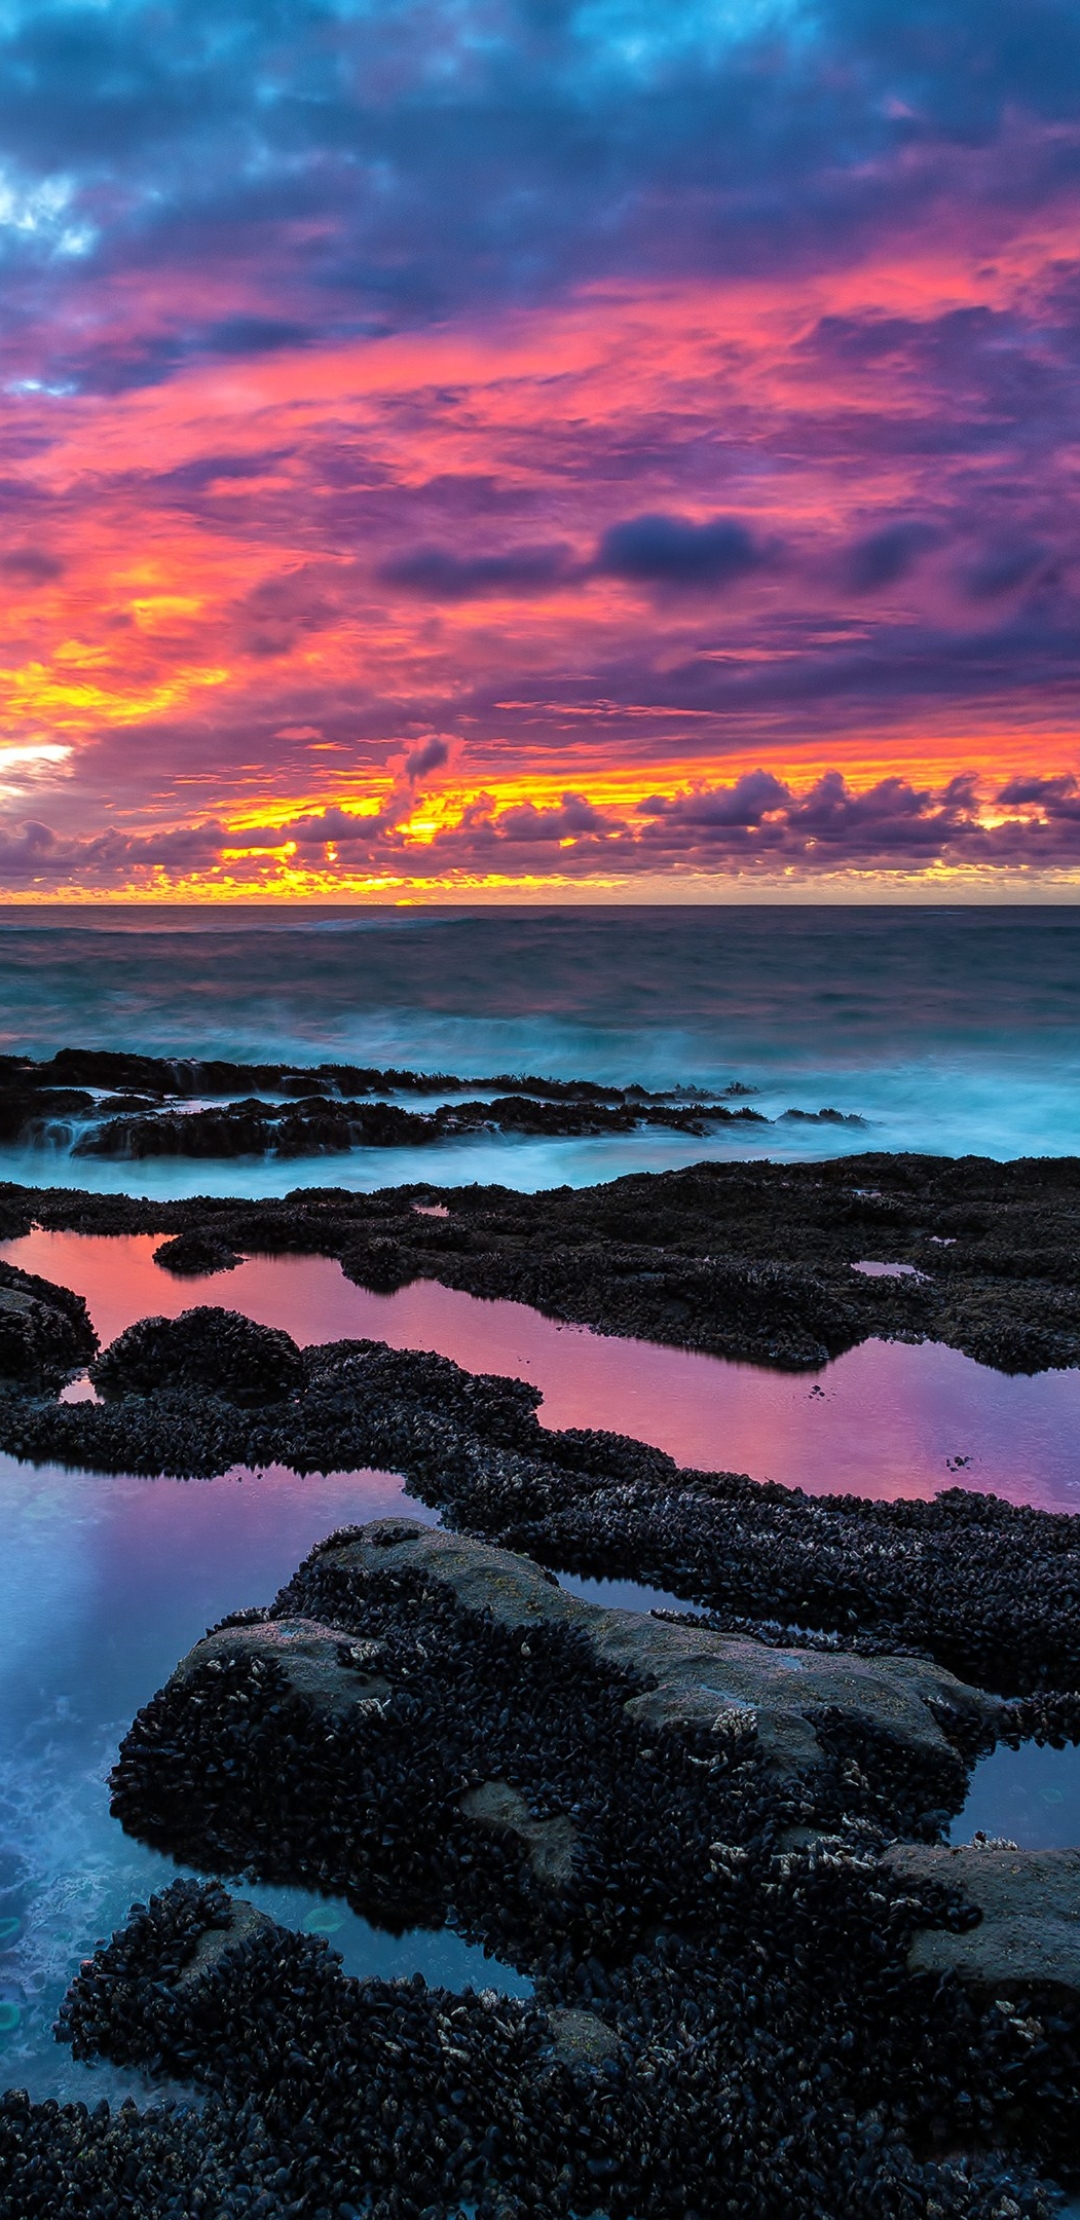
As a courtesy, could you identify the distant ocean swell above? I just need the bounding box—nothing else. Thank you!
[0,906,1078,1191]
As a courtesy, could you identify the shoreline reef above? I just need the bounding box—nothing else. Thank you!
[0,1047,863,1161]
[1,1147,1079,2216]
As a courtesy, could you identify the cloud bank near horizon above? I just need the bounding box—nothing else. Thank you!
[1,0,1079,895]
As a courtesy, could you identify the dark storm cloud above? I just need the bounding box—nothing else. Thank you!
[202,316,313,357]
[963,541,1053,599]
[496,793,613,843]
[7,0,1080,378]
[638,772,789,827]
[6,764,1080,888]
[402,736,450,780]
[439,595,1080,746]
[996,773,1080,817]
[594,515,764,592]
[0,546,64,583]
[4,0,1080,888]
[377,515,767,607]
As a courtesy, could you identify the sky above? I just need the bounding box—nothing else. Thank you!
[1,0,1080,900]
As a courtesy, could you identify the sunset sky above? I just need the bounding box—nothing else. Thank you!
[2,0,1080,899]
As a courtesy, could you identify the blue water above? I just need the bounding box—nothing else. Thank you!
[1,905,1080,1188]
[953,1741,1080,1851]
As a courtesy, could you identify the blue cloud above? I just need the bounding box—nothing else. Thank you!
[595,514,763,589]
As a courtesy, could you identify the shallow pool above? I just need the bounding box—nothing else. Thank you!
[555,1570,691,1615]
[5,1229,1080,1512]
[951,1740,1080,1851]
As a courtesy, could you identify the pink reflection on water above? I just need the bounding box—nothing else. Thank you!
[5,1228,1080,1513]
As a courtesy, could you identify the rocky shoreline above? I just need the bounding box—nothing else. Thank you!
[0,1158,1078,2215]
[1,1299,1079,1693]
[0,1048,863,1159]
[3,1142,1080,1369]
[7,1518,1080,2220]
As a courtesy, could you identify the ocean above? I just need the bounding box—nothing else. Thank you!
[1,903,1079,1194]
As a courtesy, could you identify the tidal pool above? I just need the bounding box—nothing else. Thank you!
[2,1224,1078,2102]
[0,1447,529,2107]
[951,1740,1080,1851]
[5,1228,1080,1511]
[554,1570,691,1615]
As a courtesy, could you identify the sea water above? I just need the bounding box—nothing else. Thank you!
[1,905,1079,1183]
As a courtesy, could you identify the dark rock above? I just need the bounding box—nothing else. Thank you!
[8,1146,1080,1373]
[0,1259,96,1379]
[5,1321,1078,1695]
[153,1230,241,1276]
[885,1842,1080,2003]
[91,1306,303,1404]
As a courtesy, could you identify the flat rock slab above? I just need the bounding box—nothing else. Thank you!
[178,1616,391,1716]
[312,1520,994,1774]
[885,1842,1080,2001]
[544,2007,623,2065]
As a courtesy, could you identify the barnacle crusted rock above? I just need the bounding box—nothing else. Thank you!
[35,1515,1080,2219]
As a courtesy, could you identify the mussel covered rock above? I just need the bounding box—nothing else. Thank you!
[91,1305,303,1404]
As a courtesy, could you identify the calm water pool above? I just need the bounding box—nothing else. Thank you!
[951,1740,1080,1851]
[2,1223,1078,2106]
[5,1229,1080,1511]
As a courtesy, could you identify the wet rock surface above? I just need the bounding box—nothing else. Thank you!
[2,1156,1080,2213]
[111,1527,995,1909]
[90,1306,305,1405]
[0,1047,791,1160]
[152,1229,241,1276]
[0,1256,96,1380]
[885,1843,1080,2001]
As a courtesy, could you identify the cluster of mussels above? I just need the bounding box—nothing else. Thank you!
[0,1185,1078,2214]
[0,1255,95,1380]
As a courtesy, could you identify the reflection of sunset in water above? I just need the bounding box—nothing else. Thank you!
[7,1228,1080,1514]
